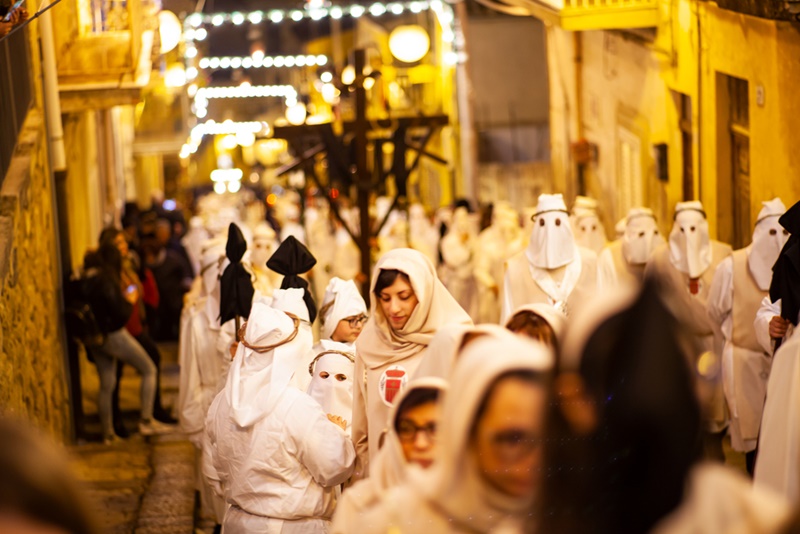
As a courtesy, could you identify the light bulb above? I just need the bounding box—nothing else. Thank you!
[194,28,207,40]
[320,71,333,83]
[214,182,227,194]
[231,12,244,25]
[248,11,262,24]
[227,180,241,193]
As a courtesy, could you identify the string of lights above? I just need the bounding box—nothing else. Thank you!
[183,1,433,28]
[196,54,329,70]
[195,85,297,100]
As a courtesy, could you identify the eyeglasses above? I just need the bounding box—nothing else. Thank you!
[488,429,542,462]
[396,420,437,444]
[345,314,369,328]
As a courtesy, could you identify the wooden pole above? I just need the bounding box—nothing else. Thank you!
[354,49,373,300]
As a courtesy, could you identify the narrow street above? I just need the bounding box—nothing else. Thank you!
[68,344,214,533]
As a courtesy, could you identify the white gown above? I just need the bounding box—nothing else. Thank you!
[204,387,356,533]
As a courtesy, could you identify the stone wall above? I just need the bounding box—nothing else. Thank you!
[0,110,72,442]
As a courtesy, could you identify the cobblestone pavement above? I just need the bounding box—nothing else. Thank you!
[70,342,202,533]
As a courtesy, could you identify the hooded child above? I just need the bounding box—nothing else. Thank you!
[332,378,447,534]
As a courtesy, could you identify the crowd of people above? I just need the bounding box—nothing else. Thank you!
[73,188,800,533]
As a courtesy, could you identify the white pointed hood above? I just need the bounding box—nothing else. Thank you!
[572,196,607,254]
[306,340,356,435]
[526,194,576,269]
[669,201,712,278]
[250,223,278,270]
[749,198,788,291]
[622,207,665,265]
[319,277,368,341]
[225,289,313,427]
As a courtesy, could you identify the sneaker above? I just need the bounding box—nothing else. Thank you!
[138,419,176,436]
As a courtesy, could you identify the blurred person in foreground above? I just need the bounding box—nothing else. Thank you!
[0,416,97,534]
[537,281,789,534]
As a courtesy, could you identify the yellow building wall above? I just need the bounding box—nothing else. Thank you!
[698,4,800,237]
[543,1,800,242]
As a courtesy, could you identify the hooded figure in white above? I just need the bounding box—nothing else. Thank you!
[645,201,732,435]
[294,278,367,393]
[182,216,210,276]
[475,204,525,323]
[440,207,479,320]
[177,239,234,523]
[598,207,665,290]
[203,290,356,533]
[707,199,788,461]
[408,204,439,267]
[280,202,308,246]
[331,208,362,282]
[307,343,356,437]
[319,277,368,345]
[571,196,608,254]
[249,223,282,299]
[502,194,597,322]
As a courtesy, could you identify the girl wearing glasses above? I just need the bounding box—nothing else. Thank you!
[353,249,472,478]
[356,332,554,533]
[332,377,447,533]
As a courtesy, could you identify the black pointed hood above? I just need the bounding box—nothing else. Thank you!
[219,223,255,324]
[267,236,318,323]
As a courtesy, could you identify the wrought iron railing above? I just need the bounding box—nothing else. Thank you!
[0,25,33,182]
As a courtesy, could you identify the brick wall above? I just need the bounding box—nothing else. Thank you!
[0,111,72,442]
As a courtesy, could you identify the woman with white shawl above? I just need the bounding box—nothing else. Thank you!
[331,377,447,533]
[352,248,472,477]
[357,332,554,533]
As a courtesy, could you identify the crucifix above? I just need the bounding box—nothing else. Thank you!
[272,49,448,298]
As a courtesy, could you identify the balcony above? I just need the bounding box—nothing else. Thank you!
[522,0,659,31]
[53,0,155,112]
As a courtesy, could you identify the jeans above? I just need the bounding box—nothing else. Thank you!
[93,328,156,437]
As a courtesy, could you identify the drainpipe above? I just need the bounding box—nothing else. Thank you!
[40,6,84,442]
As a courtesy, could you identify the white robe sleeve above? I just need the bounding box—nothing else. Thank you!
[755,297,782,355]
[706,256,734,341]
[596,248,619,293]
[755,333,800,502]
[290,395,356,488]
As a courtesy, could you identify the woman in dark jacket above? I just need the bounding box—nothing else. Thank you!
[82,243,172,443]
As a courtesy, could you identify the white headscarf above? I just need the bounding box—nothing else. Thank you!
[623,208,665,265]
[526,194,577,269]
[413,323,510,380]
[419,332,554,532]
[572,196,607,254]
[306,340,356,434]
[669,201,712,278]
[225,289,314,427]
[749,198,788,291]
[356,249,473,369]
[319,278,368,341]
[372,377,449,492]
